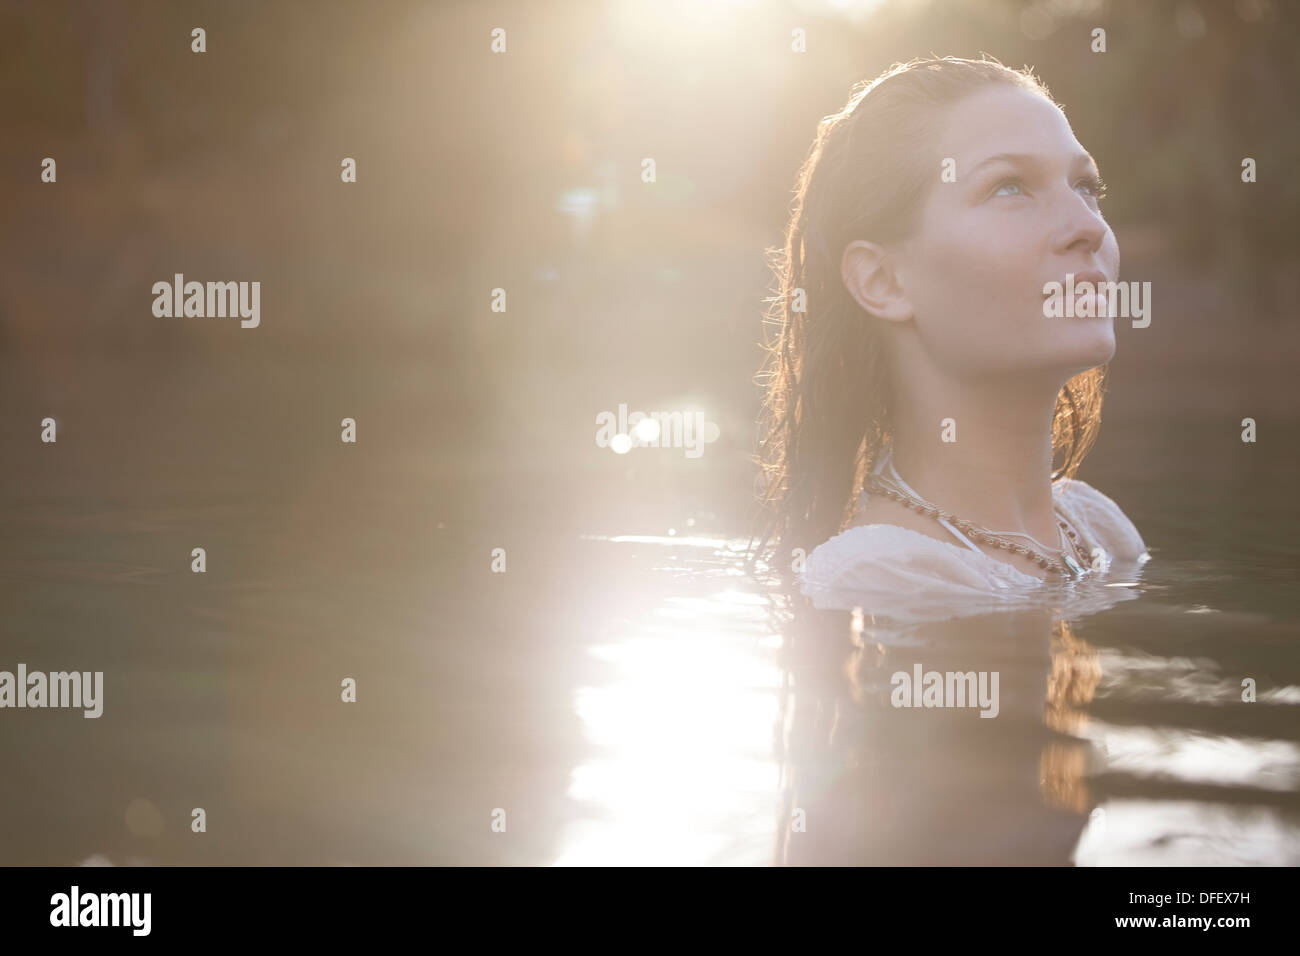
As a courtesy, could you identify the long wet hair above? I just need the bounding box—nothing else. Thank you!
[748,55,1107,581]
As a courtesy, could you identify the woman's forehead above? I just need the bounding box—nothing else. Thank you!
[934,86,1081,162]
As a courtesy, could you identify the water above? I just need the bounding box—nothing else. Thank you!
[4,506,1297,865]
[1,352,1297,865]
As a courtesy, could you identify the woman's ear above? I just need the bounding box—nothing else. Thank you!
[841,239,913,323]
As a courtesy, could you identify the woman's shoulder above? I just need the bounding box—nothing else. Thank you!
[1052,476,1148,562]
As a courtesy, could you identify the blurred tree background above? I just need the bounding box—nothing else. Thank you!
[2,0,1296,533]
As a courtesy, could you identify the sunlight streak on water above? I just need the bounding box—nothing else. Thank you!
[553,582,782,865]
[1074,800,1300,866]
[1085,721,1300,791]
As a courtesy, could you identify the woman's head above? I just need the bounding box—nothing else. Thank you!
[847,81,1119,381]
[752,55,1111,571]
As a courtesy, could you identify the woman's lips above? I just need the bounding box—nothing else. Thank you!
[1043,272,1112,317]
[1074,286,1108,315]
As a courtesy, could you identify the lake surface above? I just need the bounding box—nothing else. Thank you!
[1,353,1297,865]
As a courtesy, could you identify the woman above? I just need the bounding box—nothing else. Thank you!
[750,55,1150,616]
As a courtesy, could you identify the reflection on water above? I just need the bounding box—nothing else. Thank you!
[2,498,1298,866]
[556,538,780,864]
[561,531,1300,865]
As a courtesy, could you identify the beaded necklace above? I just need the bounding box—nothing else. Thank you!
[863,459,1095,581]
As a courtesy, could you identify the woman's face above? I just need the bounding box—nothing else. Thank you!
[888,84,1121,381]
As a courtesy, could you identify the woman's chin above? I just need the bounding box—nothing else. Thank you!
[1018,328,1116,378]
[1052,307,1117,355]
[1058,330,1117,372]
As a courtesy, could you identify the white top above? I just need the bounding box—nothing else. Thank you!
[798,457,1151,625]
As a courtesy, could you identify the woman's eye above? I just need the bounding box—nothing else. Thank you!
[990,175,1109,202]
[1077,176,1109,201]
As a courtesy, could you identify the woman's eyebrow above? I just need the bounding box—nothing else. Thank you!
[966,151,1100,176]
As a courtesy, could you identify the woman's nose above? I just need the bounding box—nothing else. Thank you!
[1052,191,1108,256]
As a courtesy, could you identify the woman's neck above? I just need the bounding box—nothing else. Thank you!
[886,369,1064,546]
